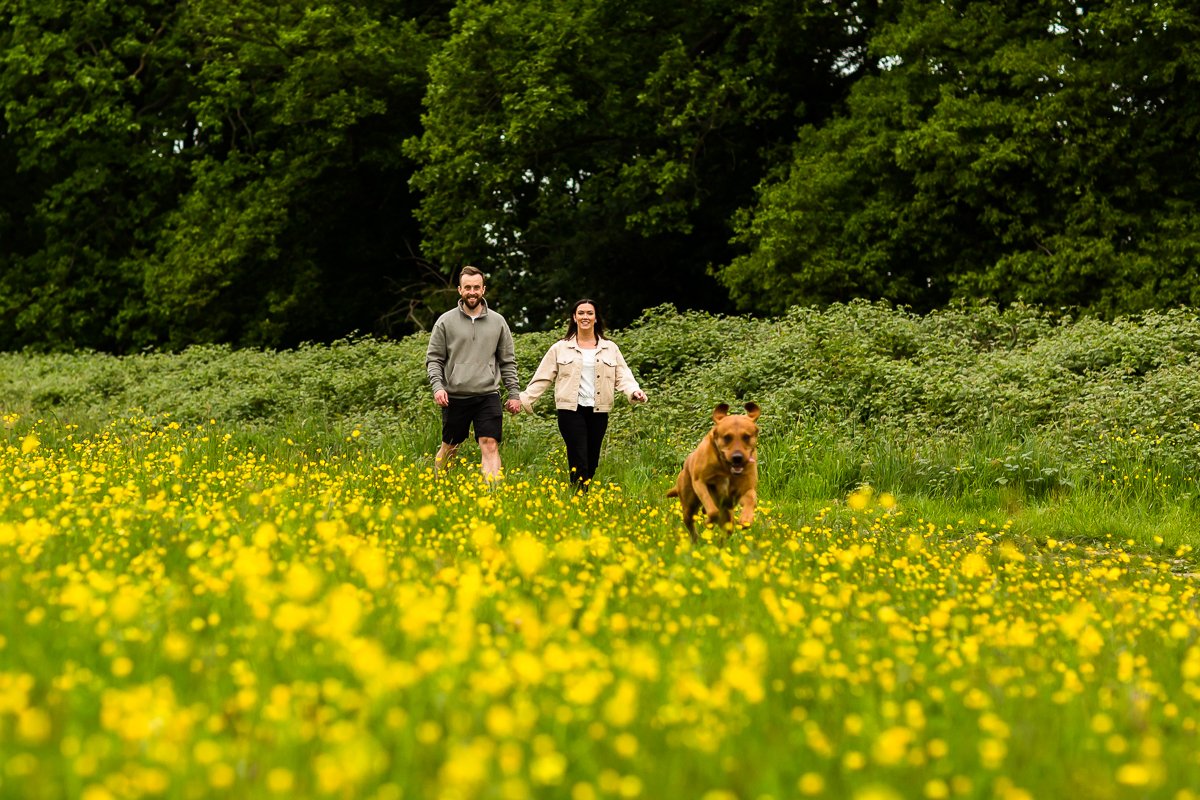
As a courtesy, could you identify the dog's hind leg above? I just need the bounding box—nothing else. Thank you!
[682,496,701,543]
[716,500,734,532]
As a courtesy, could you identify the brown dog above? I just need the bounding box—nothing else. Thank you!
[667,403,761,542]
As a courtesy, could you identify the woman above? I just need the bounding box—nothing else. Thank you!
[521,299,648,491]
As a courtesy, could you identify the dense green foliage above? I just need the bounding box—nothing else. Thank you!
[5,302,1200,550]
[723,2,1200,315]
[4,1,1200,350]
[0,0,448,350]
[405,0,858,329]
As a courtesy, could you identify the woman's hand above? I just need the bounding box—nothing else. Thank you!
[631,390,647,403]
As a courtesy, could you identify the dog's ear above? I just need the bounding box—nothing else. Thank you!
[712,403,730,421]
[744,402,761,421]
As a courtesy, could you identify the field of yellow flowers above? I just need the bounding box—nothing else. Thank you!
[2,413,1199,800]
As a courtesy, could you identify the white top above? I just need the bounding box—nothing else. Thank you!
[577,348,597,406]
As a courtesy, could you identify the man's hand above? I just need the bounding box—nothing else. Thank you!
[631,390,648,403]
[434,389,450,407]
[505,398,522,415]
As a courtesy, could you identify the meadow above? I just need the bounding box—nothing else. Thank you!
[2,301,1200,798]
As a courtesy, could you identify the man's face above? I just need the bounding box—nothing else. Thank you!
[459,275,485,309]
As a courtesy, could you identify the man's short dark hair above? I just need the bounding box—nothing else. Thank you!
[459,265,485,286]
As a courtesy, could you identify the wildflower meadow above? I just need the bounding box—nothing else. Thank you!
[3,302,1200,798]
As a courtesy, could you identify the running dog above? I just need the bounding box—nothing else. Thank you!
[667,402,761,542]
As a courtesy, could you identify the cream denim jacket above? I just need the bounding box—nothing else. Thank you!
[520,338,641,412]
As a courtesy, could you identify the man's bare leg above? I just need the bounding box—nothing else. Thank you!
[434,442,460,477]
[479,437,502,481]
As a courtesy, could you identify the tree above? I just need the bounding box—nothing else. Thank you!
[0,0,191,350]
[0,0,452,351]
[721,0,1200,316]
[145,0,450,348]
[407,0,861,329]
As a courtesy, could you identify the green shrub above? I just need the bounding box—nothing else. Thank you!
[5,301,1200,527]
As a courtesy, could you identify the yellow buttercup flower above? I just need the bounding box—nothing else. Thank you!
[510,535,547,578]
[959,552,990,578]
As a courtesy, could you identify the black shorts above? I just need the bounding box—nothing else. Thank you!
[441,393,504,445]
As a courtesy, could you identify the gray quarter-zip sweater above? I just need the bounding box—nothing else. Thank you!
[426,300,520,400]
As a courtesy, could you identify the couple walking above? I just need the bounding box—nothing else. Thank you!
[425,266,647,490]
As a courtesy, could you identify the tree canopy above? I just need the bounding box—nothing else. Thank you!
[2,0,1199,351]
[406,0,860,329]
[722,1,1200,314]
[1,0,447,350]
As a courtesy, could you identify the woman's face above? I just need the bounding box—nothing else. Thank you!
[574,303,597,332]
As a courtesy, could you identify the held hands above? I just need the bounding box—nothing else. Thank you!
[434,390,520,414]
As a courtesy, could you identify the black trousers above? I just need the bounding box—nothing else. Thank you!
[556,406,609,488]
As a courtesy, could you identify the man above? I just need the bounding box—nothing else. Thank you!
[426,266,522,479]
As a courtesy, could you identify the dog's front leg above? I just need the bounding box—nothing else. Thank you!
[691,477,726,525]
[736,488,757,528]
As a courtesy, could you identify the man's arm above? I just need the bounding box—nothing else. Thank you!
[426,320,448,397]
[496,322,521,412]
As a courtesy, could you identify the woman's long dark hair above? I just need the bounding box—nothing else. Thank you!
[564,298,607,341]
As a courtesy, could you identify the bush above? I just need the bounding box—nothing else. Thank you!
[5,301,1200,508]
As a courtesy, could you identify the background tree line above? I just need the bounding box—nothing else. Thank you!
[2,0,1198,352]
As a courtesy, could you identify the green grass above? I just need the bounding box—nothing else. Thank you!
[5,300,1200,559]
[7,301,1200,798]
[2,415,1199,799]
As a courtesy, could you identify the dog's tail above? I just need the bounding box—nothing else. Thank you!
[666,486,678,497]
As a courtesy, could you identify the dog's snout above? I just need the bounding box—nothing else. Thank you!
[731,452,746,465]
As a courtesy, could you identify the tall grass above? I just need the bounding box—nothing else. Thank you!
[5,302,1200,798]
[4,300,1200,552]
[1,415,1198,798]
